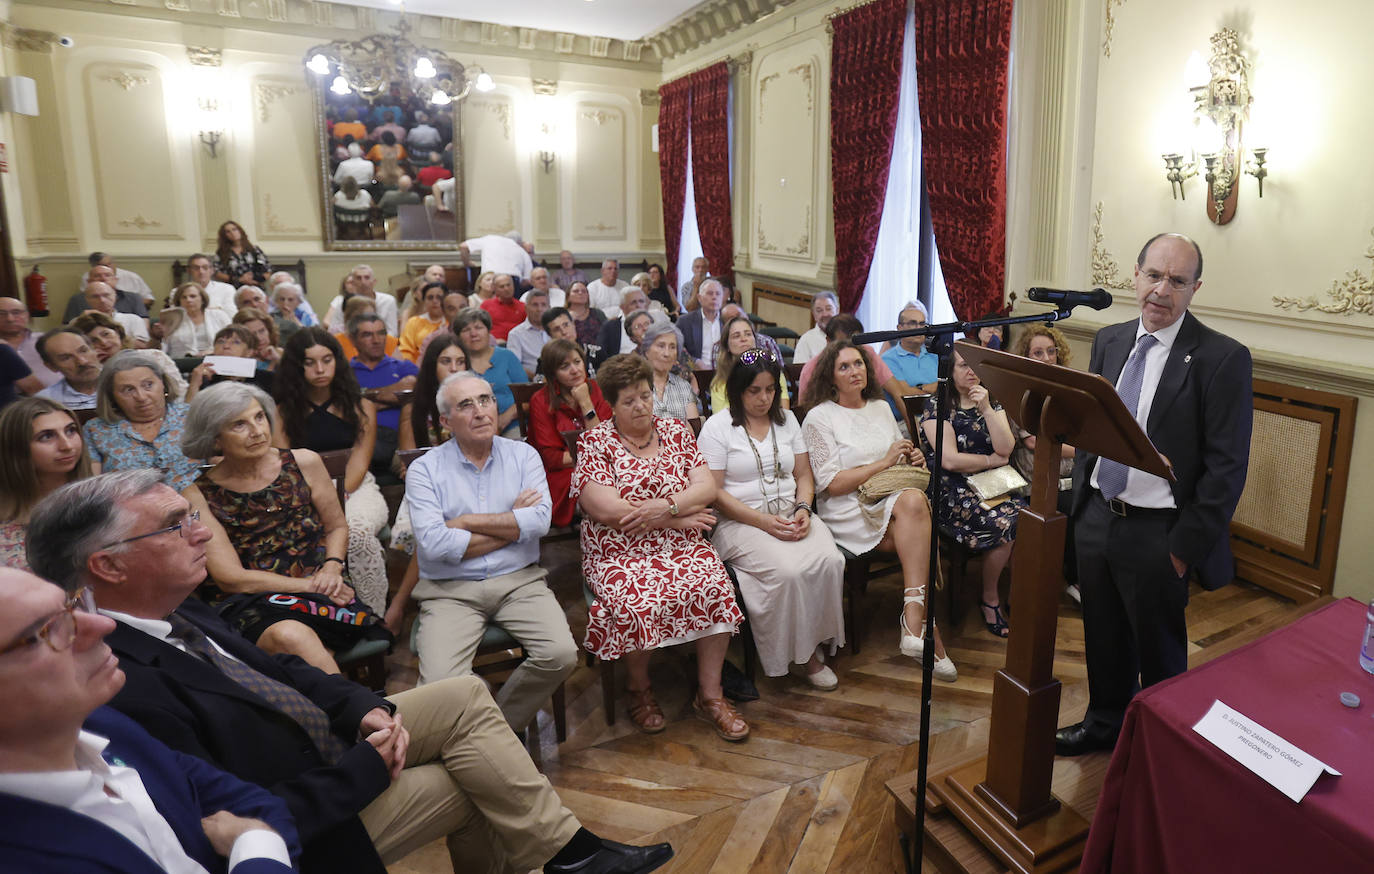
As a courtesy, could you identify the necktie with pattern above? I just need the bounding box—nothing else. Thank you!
[1097,333,1159,500]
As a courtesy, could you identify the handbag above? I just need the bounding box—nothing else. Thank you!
[966,464,1028,502]
[857,463,930,503]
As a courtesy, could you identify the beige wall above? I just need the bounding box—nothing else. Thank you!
[4,1,666,323]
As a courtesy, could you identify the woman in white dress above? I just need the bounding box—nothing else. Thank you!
[800,341,956,681]
[698,347,845,689]
[161,282,231,359]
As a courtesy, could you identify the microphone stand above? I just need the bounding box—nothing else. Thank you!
[855,306,1075,874]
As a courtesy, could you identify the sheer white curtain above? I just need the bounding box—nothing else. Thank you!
[855,5,955,334]
[677,128,705,295]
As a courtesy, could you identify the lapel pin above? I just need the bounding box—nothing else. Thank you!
[1184,354,1192,364]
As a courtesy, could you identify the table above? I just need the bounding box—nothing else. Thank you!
[1082,598,1374,873]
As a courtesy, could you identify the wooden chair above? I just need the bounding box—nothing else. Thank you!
[73,407,100,427]
[784,362,803,404]
[171,257,309,297]
[510,382,543,438]
[692,368,715,416]
[395,446,569,742]
[317,448,390,691]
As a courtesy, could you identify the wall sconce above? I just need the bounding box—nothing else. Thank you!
[536,120,557,174]
[1160,28,1268,225]
[197,96,223,158]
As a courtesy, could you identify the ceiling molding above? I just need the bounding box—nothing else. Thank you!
[19,0,664,70]
[645,0,802,60]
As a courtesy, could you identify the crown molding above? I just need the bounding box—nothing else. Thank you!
[645,0,802,60]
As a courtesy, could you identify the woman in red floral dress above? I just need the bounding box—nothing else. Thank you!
[573,354,748,741]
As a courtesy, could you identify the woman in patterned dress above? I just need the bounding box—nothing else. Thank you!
[572,354,748,741]
[83,351,202,493]
[212,220,271,287]
[0,397,93,569]
[182,382,385,673]
[919,349,1023,638]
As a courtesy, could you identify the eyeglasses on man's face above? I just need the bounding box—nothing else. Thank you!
[453,394,496,414]
[1139,268,1195,293]
[0,586,97,657]
[99,510,201,550]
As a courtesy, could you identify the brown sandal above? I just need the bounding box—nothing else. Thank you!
[625,687,666,733]
[692,691,749,742]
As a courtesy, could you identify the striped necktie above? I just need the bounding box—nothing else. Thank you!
[1097,333,1159,500]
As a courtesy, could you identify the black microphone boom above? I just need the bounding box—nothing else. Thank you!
[1026,287,1114,311]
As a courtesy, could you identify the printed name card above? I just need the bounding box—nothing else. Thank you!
[203,355,258,378]
[1193,699,1340,803]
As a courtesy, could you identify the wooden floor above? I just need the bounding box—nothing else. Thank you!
[381,536,1324,874]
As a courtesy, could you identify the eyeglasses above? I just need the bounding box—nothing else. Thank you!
[897,319,926,328]
[1140,269,1196,293]
[0,586,96,656]
[99,510,201,550]
[453,394,496,413]
[739,347,777,365]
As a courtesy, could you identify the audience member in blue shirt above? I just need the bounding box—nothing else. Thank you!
[452,309,528,438]
[347,313,418,433]
[881,300,939,419]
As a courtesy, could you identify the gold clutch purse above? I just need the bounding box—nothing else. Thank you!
[966,464,1028,502]
[857,463,930,503]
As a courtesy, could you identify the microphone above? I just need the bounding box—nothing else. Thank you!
[1026,287,1114,310]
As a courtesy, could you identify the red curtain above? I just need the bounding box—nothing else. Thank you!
[913,0,1014,320]
[657,77,692,293]
[689,62,734,287]
[829,0,907,315]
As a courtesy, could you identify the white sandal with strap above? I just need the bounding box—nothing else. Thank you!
[900,587,958,682]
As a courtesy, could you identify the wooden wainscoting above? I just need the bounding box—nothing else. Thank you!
[1230,379,1357,602]
[752,281,815,337]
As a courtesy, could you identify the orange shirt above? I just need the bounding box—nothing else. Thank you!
[333,121,368,142]
[335,331,398,361]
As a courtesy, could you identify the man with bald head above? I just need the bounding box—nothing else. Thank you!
[521,266,564,308]
[83,280,150,347]
[585,258,628,317]
[0,296,59,388]
[1056,232,1252,757]
[63,261,149,322]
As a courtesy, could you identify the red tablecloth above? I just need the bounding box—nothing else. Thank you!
[1082,598,1374,873]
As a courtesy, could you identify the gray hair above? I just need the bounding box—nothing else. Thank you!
[347,311,385,338]
[601,258,619,269]
[524,287,549,303]
[504,230,524,244]
[638,319,683,355]
[182,382,277,459]
[629,272,651,287]
[898,299,928,322]
[268,271,295,287]
[814,291,839,309]
[95,351,178,423]
[620,286,648,308]
[436,371,487,417]
[271,282,304,305]
[27,469,165,592]
[699,278,724,298]
[452,308,491,335]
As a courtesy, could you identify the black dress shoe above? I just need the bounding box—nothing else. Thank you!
[1054,722,1116,757]
[545,839,673,874]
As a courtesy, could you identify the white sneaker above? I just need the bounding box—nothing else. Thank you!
[802,664,839,690]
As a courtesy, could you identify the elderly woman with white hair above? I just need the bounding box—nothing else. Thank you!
[270,281,317,346]
[83,350,203,492]
[181,381,391,672]
[637,320,699,421]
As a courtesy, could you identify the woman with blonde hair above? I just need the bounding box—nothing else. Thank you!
[162,281,232,358]
[0,397,93,568]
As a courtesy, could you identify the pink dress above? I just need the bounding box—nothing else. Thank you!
[572,417,741,659]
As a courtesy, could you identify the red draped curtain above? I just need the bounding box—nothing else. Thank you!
[829,0,906,315]
[657,77,692,293]
[913,0,1014,320]
[689,62,735,286]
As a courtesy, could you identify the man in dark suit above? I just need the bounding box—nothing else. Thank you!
[0,568,298,873]
[592,286,656,368]
[676,278,726,366]
[1056,233,1252,756]
[27,471,674,874]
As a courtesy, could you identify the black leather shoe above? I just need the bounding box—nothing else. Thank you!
[545,839,673,874]
[1054,722,1116,757]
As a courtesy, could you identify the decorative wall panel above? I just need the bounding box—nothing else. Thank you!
[751,48,819,267]
[463,96,522,236]
[84,62,180,240]
[251,78,318,240]
[573,102,627,240]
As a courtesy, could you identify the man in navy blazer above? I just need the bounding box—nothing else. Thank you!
[1057,233,1252,756]
[0,568,299,873]
[676,278,726,366]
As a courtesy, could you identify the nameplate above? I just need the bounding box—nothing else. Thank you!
[1192,699,1340,803]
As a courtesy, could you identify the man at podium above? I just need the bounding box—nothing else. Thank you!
[1056,232,1253,756]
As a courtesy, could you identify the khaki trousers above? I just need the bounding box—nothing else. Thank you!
[413,565,578,732]
[359,675,581,873]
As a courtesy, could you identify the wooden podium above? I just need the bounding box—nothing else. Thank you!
[917,341,1174,874]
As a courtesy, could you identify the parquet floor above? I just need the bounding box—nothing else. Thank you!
[383,537,1323,874]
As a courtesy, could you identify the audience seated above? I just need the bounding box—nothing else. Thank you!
[334,295,398,361]
[0,568,300,873]
[453,309,527,438]
[233,307,283,373]
[881,300,939,418]
[398,281,448,363]
[798,314,904,406]
[415,288,468,361]
[678,256,711,313]
[720,303,783,363]
[709,314,790,413]
[467,270,497,308]
[333,174,374,211]
[161,281,232,358]
[507,287,551,377]
[325,265,398,335]
[638,320,699,421]
[372,109,406,143]
[918,348,1022,639]
[185,324,276,401]
[645,263,679,319]
[972,314,1005,349]
[528,339,610,528]
[186,252,239,317]
[405,372,579,731]
[521,266,564,308]
[377,174,420,217]
[84,351,201,492]
[80,251,155,308]
[586,259,629,317]
[213,221,271,289]
[800,341,954,680]
[480,274,527,343]
[235,284,269,313]
[272,328,390,615]
[677,278,725,367]
[26,470,672,874]
[35,328,102,410]
[0,296,60,388]
[398,334,465,452]
[415,152,451,188]
[348,313,417,477]
[332,107,368,143]
[367,134,408,189]
[405,110,444,153]
[70,313,189,400]
[572,354,748,740]
[270,281,313,345]
[565,281,606,352]
[62,261,149,323]
[0,397,93,569]
[540,306,595,378]
[80,280,150,348]
[0,340,38,408]
[592,286,661,368]
[791,291,839,365]
[698,348,844,687]
[332,142,375,189]
[552,249,587,292]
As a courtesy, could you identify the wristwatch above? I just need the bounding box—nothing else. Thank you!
[668,497,680,516]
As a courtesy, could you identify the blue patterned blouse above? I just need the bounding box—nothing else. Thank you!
[83,400,203,492]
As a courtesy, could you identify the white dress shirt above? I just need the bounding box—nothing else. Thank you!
[1090,315,1185,508]
[586,279,629,317]
[0,729,289,874]
[325,291,399,336]
[700,312,722,365]
[112,310,150,343]
[461,235,534,279]
[520,287,565,308]
[82,267,154,304]
[792,326,827,364]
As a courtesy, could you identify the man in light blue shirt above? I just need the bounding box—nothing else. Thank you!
[881,300,939,419]
[35,328,101,410]
[405,371,578,734]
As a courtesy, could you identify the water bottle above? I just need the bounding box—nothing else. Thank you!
[1360,600,1374,674]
